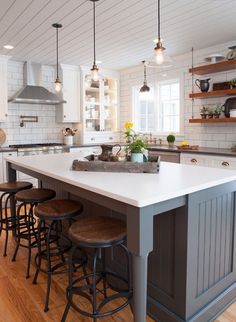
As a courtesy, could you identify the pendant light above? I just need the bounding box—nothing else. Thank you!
[148,0,172,68]
[52,23,62,92]
[89,0,101,82]
[139,61,150,99]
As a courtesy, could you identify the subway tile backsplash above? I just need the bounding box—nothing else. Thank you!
[0,60,72,146]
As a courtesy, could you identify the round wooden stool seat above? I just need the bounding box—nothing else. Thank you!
[0,181,33,193]
[69,216,127,248]
[35,199,83,221]
[16,188,56,203]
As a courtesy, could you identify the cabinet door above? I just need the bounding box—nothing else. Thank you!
[103,77,118,132]
[56,65,80,123]
[2,152,17,180]
[0,56,10,122]
[84,76,101,132]
[0,154,3,183]
[209,156,236,170]
[180,153,209,167]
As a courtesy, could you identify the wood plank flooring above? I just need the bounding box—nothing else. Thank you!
[0,230,235,321]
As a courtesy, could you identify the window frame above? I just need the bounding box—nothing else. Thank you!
[132,74,184,136]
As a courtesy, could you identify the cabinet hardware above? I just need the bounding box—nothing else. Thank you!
[91,137,95,141]
[109,137,113,140]
[222,161,229,166]
[191,158,197,163]
[64,115,66,118]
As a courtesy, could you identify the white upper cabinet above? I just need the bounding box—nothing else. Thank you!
[0,55,10,122]
[56,64,80,123]
[80,66,120,144]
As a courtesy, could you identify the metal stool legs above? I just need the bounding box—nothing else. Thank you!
[12,202,37,278]
[62,243,132,322]
[0,192,15,256]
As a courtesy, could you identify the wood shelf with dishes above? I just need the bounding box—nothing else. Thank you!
[189,59,236,123]
[189,88,236,98]
[189,60,236,75]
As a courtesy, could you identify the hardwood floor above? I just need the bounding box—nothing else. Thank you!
[0,231,235,321]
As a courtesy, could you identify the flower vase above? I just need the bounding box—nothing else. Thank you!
[131,153,143,163]
[64,136,73,145]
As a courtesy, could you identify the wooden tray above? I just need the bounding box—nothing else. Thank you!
[177,145,199,150]
[72,159,160,173]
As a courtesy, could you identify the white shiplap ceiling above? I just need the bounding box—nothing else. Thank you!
[0,0,236,70]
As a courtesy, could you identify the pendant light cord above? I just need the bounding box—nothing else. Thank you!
[93,0,96,65]
[158,0,161,42]
[56,26,59,78]
[144,63,147,83]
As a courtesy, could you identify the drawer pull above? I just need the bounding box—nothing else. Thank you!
[191,158,197,163]
[91,137,95,141]
[222,161,229,167]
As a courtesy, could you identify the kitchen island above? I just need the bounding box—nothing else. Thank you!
[5,152,236,322]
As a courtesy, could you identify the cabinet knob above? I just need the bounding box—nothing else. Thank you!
[5,113,8,117]
[222,161,229,167]
[191,158,197,163]
[109,137,113,140]
[91,137,95,141]
[64,115,66,118]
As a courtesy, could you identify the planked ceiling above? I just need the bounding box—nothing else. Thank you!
[0,0,236,70]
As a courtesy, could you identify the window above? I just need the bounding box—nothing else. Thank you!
[133,78,182,134]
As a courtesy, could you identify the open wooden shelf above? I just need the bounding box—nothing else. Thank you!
[189,88,236,98]
[189,118,236,123]
[189,60,236,75]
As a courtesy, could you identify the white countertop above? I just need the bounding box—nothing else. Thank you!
[5,153,236,207]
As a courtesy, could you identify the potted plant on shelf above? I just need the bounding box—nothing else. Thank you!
[208,108,214,119]
[214,105,222,118]
[167,134,175,148]
[200,106,208,119]
[230,78,236,89]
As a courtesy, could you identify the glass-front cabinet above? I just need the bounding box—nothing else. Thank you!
[81,66,120,144]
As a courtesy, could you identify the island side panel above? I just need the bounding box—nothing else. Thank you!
[185,182,236,321]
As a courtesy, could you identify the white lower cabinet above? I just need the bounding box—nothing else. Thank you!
[180,153,236,170]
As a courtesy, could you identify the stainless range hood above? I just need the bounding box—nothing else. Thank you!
[8,62,66,105]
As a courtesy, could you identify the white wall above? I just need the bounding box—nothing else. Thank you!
[0,60,72,146]
[120,40,236,148]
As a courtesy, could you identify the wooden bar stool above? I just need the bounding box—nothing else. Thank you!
[61,216,132,322]
[12,188,56,278]
[32,199,85,312]
[0,181,33,256]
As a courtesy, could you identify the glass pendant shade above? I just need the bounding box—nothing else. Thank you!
[52,23,63,92]
[148,0,172,68]
[54,78,62,92]
[89,0,103,83]
[139,61,150,100]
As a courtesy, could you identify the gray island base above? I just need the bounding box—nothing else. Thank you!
[5,153,236,322]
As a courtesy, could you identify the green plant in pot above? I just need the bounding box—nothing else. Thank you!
[208,107,214,119]
[167,134,175,148]
[230,78,236,89]
[129,138,148,163]
[200,106,208,119]
[214,105,222,118]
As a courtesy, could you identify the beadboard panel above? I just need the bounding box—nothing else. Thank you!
[186,183,236,319]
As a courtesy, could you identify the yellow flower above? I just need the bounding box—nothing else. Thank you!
[181,140,188,146]
[124,122,134,129]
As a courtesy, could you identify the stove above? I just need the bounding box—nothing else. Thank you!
[9,143,70,156]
